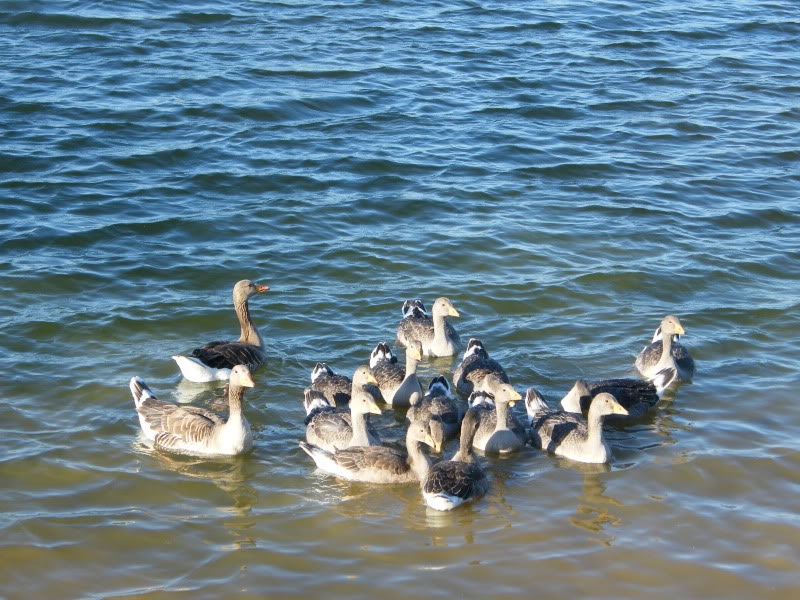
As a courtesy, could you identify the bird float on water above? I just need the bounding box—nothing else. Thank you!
[130,364,256,456]
[635,315,695,383]
[172,279,269,382]
[396,297,461,357]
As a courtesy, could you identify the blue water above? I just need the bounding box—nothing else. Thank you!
[1,1,799,598]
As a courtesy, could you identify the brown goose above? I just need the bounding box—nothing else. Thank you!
[173,279,269,382]
[304,387,382,453]
[130,364,255,456]
[299,421,435,484]
[396,297,461,357]
[421,407,489,511]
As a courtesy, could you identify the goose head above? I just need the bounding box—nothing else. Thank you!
[589,393,629,418]
[350,390,382,416]
[652,325,680,344]
[659,315,686,338]
[406,420,437,450]
[230,364,255,388]
[352,365,378,388]
[432,297,460,319]
[233,279,269,304]
[478,374,520,405]
[428,418,446,453]
[311,362,334,383]
[407,340,423,362]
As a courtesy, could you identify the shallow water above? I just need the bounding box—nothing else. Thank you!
[1,1,799,598]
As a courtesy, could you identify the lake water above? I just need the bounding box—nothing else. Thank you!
[1,1,799,598]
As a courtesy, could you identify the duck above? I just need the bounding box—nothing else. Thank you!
[172,280,269,382]
[310,362,353,407]
[304,384,382,454]
[369,340,424,407]
[407,376,463,446]
[468,375,526,453]
[369,342,398,369]
[299,421,435,484]
[635,315,695,382]
[396,297,461,357]
[452,338,510,397]
[130,364,255,456]
[558,370,676,417]
[527,389,628,464]
[421,406,490,511]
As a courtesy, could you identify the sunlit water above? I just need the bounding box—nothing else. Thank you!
[1,1,799,598]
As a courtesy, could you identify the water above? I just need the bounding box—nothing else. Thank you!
[1,0,799,598]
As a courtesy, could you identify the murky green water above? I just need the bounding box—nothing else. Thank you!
[1,1,799,598]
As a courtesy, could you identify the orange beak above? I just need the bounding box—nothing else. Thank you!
[256,285,270,293]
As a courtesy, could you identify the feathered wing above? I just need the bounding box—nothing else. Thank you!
[138,399,223,451]
[371,360,405,390]
[588,378,659,414]
[334,446,410,476]
[191,340,266,371]
[311,373,352,407]
[454,355,509,395]
[532,412,584,453]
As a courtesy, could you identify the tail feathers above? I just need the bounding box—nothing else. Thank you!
[299,441,336,468]
[524,388,548,421]
[129,376,157,408]
[650,367,677,395]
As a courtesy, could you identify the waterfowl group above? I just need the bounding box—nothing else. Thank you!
[128,282,696,511]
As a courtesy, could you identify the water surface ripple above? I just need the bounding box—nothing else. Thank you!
[1,1,799,598]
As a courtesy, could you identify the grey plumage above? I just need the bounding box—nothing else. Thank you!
[452,338,510,397]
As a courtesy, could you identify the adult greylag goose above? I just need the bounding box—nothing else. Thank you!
[635,315,695,382]
[304,384,382,454]
[452,338,510,397]
[299,421,434,484]
[130,364,255,456]
[407,376,462,445]
[527,389,628,464]
[369,341,424,407]
[396,297,460,357]
[172,279,269,382]
[468,375,525,453]
[421,407,489,511]
[310,362,353,407]
[558,372,675,418]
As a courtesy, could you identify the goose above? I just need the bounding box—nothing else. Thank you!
[558,370,676,418]
[452,338,510,397]
[407,376,463,445]
[299,421,435,484]
[369,340,424,407]
[421,407,489,511]
[468,375,526,453]
[172,280,269,382]
[130,364,255,456]
[310,362,353,407]
[635,315,695,382]
[304,384,382,454]
[527,389,628,464]
[396,297,460,357]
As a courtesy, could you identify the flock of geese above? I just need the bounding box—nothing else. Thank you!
[129,279,696,511]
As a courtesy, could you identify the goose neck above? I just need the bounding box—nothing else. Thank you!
[235,299,262,346]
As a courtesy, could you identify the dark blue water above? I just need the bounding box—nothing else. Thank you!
[1,1,799,598]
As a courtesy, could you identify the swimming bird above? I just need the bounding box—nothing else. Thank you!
[421,407,489,511]
[635,315,695,382]
[527,389,628,464]
[304,385,382,454]
[369,342,398,369]
[299,421,435,484]
[452,338,510,397]
[369,340,424,407]
[407,376,463,445]
[558,371,676,418]
[172,280,269,382]
[130,364,255,456]
[396,297,461,357]
[468,375,526,453]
